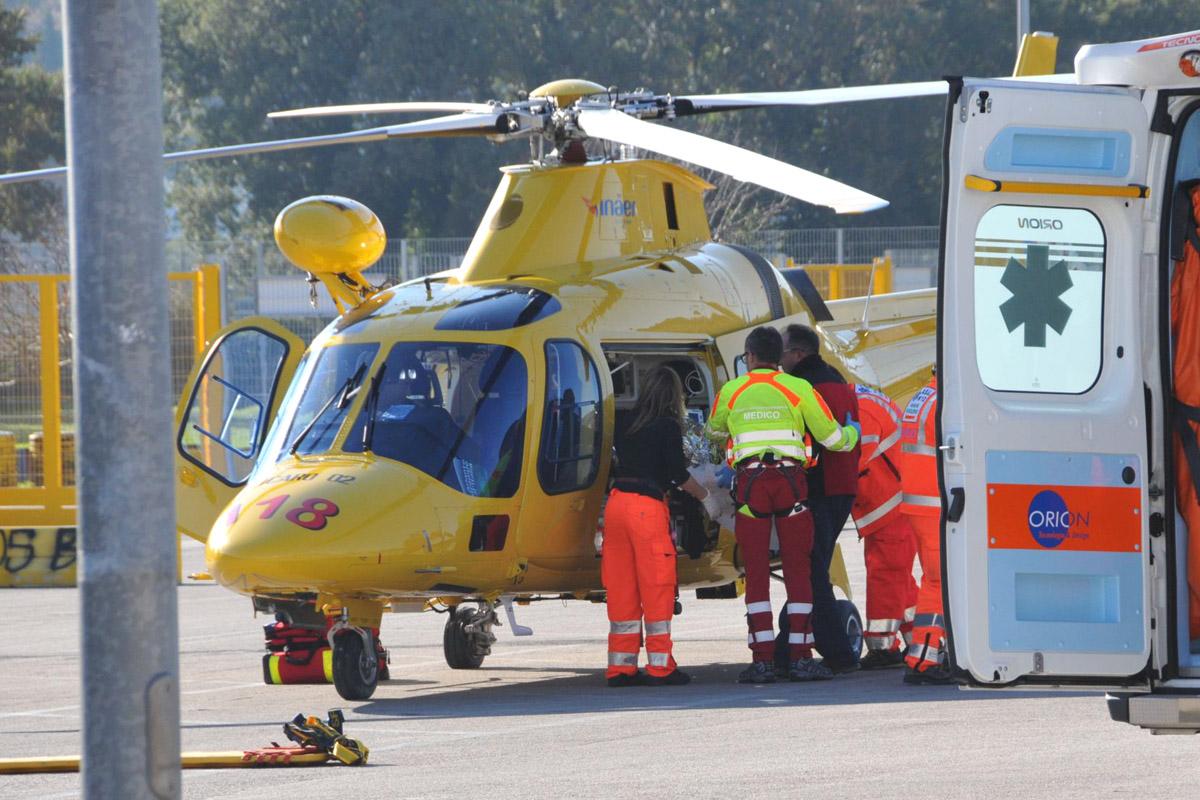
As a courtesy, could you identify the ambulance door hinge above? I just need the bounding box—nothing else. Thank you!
[1149,511,1165,538]
[1032,651,1044,674]
[1148,484,1164,501]
[975,90,992,115]
[1150,94,1175,136]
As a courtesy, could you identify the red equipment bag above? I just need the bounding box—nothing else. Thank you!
[262,619,390,685]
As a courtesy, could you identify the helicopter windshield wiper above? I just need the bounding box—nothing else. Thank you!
[361,363,388,452]
[288,362,368,456]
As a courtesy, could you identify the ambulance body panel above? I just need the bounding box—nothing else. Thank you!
[941,31,1200,732]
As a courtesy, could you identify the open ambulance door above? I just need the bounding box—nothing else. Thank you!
[940,78,1156,688]
[175,318,305,542]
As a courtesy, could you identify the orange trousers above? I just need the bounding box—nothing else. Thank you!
[863,515,919,652]
[601,490,678,678]
[904,513,945,671]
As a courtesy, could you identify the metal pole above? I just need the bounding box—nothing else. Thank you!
[63,1,181,798]
[1017,0,1031,54]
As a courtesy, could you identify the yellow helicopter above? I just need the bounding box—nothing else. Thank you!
[3,76,940,700]
[171,78,938,700]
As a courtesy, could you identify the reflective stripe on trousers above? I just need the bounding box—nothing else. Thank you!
[608,651,638,667]
[866,618,900,634]
[905,640,944,667]
[913,613,944,629]
[645,620,671,636]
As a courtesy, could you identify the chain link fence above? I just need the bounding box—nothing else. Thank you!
[5,226,939,341]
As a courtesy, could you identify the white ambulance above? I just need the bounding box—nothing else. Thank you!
[939,30,1200,733]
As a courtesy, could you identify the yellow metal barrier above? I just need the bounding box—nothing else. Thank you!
[0,267,221,587]
[0,432,14,488]
[789,257,893,300]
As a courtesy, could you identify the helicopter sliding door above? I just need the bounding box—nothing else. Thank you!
[940,78,1154,687]
[175,318,305,542]
[713,312,816,381]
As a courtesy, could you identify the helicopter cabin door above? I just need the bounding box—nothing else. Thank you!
[940,78,1154,687]
[175,318,305,542]
[713,311,816,382]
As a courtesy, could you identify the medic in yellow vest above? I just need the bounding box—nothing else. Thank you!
[707,327,859,684]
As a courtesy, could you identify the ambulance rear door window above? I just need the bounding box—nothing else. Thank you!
[973,204,1106,394]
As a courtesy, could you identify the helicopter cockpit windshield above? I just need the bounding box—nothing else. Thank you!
[343,342,528,498]
[280,342,379,457]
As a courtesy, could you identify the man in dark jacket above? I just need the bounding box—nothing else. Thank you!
[782,324,861,672]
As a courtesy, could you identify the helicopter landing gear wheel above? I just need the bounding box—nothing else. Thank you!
[443,603,498,669]
[331,628,378,701]
[836,598,865,663]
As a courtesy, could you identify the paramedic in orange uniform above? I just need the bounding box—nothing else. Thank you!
[853,384,919,668]
[899,372,951,684]
[1171,180,1200,648]
[603,366,720,686]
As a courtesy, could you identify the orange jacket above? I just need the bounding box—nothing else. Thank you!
[853,385,905,535]
[900,376,939,517]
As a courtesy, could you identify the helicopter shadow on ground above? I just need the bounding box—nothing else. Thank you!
[355,663,1098,721]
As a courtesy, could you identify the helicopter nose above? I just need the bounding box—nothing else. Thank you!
[205,477,353,592]
[203,459,443,594]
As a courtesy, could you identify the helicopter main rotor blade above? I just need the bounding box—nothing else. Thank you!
[576,107,887,214]
[0,113,510,187]
[269,101,494,119]
[673,74,1075,114]
[377,111,513,138]
[675,80,948,113]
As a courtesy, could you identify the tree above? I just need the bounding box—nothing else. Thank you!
[0,6,64,246]
[157,0,1200,241]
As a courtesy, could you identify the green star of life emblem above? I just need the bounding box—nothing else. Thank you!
[998,244,1073,348]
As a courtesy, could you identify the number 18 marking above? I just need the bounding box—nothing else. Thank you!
[255,494,340,531]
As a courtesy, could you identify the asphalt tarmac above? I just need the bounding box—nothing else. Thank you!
[1,535,1195,799]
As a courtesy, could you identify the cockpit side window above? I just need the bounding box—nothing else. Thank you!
[344,342,528,498]
[538,340,603,494]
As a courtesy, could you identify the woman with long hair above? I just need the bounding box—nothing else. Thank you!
[603,366,721,686]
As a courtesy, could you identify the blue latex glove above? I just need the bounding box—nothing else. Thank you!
[716,465,735,489]
[844,411,862,439]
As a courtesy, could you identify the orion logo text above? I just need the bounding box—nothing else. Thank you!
[1017,217,1064,230]
[1027,489,1090,548]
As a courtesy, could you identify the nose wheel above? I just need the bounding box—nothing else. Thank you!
[331,627,378,701]
[443,603,498,669]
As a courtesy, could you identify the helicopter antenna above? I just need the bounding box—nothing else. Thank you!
[861,258,879,329]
